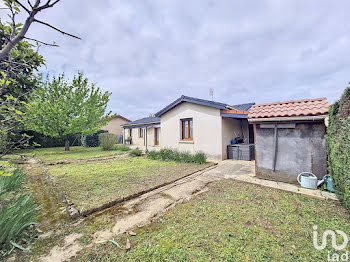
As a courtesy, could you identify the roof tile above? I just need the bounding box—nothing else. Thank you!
[248,97,330,119]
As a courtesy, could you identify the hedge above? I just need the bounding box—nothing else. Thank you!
[81,130,107,147]
[326,87,350,210]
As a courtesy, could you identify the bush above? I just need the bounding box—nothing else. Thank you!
[326,87,350,210]
[81,130,107,147]
[0,169,25,197]
[0,194,39,256]
[193,152,207,164]
[0,169,39,256]
[146,148,207,164]
[129,147,143,157]
[99,133,118,150]
[114,146,130,152]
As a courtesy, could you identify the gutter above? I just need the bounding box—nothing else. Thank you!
[248,115,328,123]
[122,121,160,128]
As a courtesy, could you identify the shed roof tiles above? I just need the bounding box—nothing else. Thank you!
[248,97,330,119]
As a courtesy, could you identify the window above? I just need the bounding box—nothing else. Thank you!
[181,118,193,140]
[129,129,132,137]
[139,128,143,138]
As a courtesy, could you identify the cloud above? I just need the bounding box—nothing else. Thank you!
[19,0,350,120]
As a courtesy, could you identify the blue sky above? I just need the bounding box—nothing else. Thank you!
[19,0,350,120]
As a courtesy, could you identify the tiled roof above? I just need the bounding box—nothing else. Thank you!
[248,97,330,119]
[155,95,255,117]
[231,102,255,111]
[110,114,131,122]
[122,116,160,127]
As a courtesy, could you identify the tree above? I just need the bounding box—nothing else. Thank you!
[0,0,80,60]
[0,25,44,98]
[24,72,111,151]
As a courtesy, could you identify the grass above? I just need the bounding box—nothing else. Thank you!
[9,146,129,163]
[71,180,350,262]
[47,157,211,211]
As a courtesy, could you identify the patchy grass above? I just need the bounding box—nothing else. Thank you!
[48,157,211,212]
[9,146,129,163]
[72,180,350,262]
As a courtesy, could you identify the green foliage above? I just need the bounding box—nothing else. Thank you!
[0,169,24,196]
[146,148,207,164]
[0,25,44,99]
[326,86,350,210]
[81,130,107,148]
[0,194,39,256]
[99,133,117,150]
[114,146,130,152]
[129,147,143,157]
[0,169,39,256]
[23,72,111,150]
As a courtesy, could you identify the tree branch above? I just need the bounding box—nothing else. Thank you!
[27,0,33,9]
[33,19,81,39]
[0,0,80,59]
[13,0,31,14]
[24,36,59,47]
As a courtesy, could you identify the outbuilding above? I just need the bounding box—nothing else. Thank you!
[248,98,330,184]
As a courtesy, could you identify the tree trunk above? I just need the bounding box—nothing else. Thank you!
[65,135,70,151]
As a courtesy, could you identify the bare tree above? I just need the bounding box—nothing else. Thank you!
[0,0,81,59]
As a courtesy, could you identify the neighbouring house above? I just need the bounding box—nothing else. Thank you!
[101,114,131,137]
[122,116,161,148]
[123,95,255,160]
[248,97,330,184]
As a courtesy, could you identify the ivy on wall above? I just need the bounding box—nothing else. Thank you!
[327,87,350,209]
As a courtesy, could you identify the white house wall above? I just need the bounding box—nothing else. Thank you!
[124,126,159,147]
[160,102,223,159]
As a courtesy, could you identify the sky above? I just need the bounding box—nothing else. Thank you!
[14,0,350,120]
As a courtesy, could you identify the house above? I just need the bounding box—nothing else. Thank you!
[248,97,330,184]
[101,114,131,137]
[123,95,255,160]
[122,116,161,149]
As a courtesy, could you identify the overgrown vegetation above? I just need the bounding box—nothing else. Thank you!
[47,157,210,211]
[99,133,118,150]
[0,169,39,257]
[327,87,350,210]
[69,180,350,262]
[146,148,206,164]
[129,147,143,157]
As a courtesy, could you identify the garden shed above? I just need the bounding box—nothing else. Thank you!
[248,98,330,184]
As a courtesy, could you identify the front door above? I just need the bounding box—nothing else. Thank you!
[154,128,159,145]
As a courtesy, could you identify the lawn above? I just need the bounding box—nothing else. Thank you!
[73,180,350,262]
[47,156,212,212]
[9,146,129,162]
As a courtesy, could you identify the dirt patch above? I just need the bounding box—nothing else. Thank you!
[39,233,83,262]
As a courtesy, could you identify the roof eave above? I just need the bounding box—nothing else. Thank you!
[248,115,328,123]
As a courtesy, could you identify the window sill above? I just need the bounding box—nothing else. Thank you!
[179,140,194,144]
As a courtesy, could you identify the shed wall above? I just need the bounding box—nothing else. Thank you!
[255,122,327,183]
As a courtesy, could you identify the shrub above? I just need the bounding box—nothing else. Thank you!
[0,169,25,197]
[114,146,130,152]
[0,194,39,256]
[0,170,39,256]
[81,130,107,147]
[99,133,118,150]
[129,147,143,157]
[326,87,350,210]
[193,152,207,164]
[146,148,207,164]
